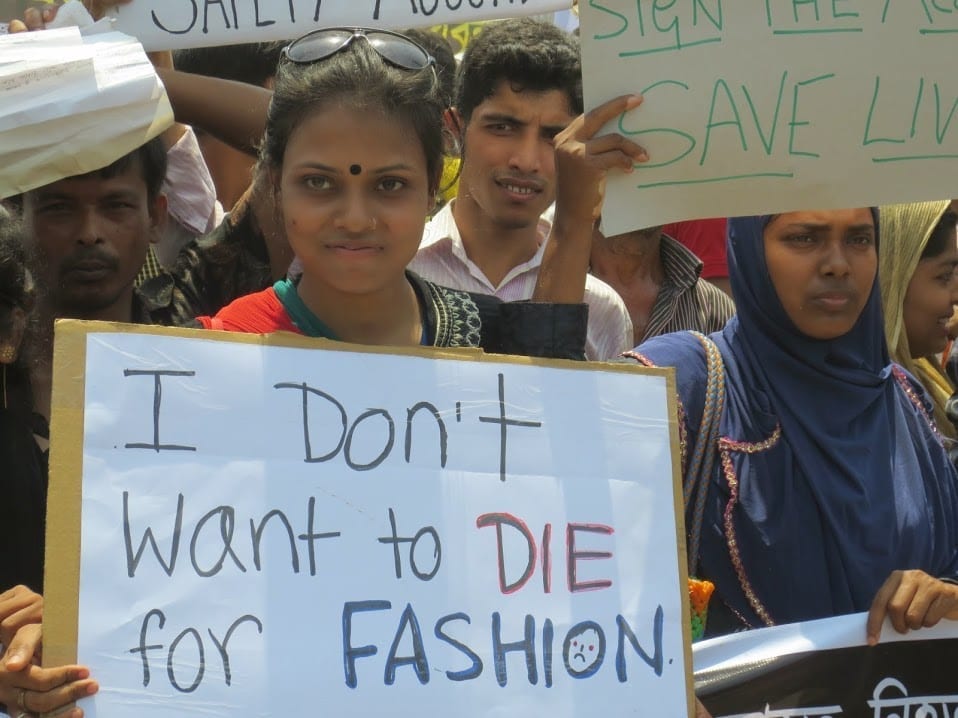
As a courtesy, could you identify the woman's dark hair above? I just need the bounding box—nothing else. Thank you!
[261,33,447,194]
[401,28,456,109]
[174,41,286,87]
[0,213,34,323]
[0,212,35,375]
[922,210,958,259]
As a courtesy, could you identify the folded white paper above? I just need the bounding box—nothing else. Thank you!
[0,27,174,198]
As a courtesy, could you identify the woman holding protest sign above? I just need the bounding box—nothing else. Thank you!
[0,212,44,595]
[0,19,644,717]
[193,26,646,355]
[0,215,97,718]
[631,209,958,641]
[878,201,958,444]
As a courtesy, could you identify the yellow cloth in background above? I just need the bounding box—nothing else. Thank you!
[438,156,460,207]
[879,200,956,438]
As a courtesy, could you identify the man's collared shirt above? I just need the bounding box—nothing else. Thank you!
[409,202,633,361]
[637,233,735,343]
[158,127,225,267]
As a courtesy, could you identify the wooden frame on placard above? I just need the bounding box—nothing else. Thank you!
[43,318,692,717]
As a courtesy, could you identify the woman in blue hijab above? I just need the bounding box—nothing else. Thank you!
[634,208,958,640]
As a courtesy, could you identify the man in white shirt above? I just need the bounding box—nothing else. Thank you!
[409,19,632,361]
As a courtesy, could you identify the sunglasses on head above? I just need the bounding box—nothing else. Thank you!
[283,27,435,71]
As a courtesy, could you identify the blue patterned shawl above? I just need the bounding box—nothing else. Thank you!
[637,212,958,633]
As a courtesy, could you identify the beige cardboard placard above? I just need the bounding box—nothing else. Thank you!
[581,1,958,236]
[46,319,692,717]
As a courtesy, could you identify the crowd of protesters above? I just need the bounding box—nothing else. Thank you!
[2,1,958,716]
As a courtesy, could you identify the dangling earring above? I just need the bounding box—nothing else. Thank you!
[0,345,15,410]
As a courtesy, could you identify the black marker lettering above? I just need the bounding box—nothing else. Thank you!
[129,609,166,686]
[478,373,542,482]
[297,496,342,576]
[434,613,483,681]
[342,600,392,688]
[253,0,275,27]
[152,0,198,34]
[615,607,664,681]
[377,508,441,581]
[567,523,614,593]
[124,492,183,578]
[344,408,394,471]
[491,612,537,687]
[207,615,263,686]
[275,382,347,463]
[167,628,205,693]
[542,618,554,687]
[476,512,536,594]
[189,506,247,577]
[384,604,429,685]
[250,510,299,573]
[405,401,448,467]
[130,611,265,691]
[202,0,231,33]
[124,370,197,453]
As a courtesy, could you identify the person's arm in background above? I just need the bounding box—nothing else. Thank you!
[147,49,189,150]
[156,68,271,156]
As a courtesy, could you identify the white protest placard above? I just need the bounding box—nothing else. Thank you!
[693,612,958,717]
[45,321,693,718]
[96,0,572,51]
[580,1,958,236]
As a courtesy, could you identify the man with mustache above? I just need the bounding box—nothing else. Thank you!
[20,137,174,421]
[409,19,632,361]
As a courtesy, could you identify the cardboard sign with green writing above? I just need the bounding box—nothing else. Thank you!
[581,1,958,235]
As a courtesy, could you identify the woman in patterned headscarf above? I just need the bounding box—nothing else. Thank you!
[878,201,958,440]
[631,208,958,640]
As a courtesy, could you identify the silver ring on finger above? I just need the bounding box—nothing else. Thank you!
[15,688,34,717]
